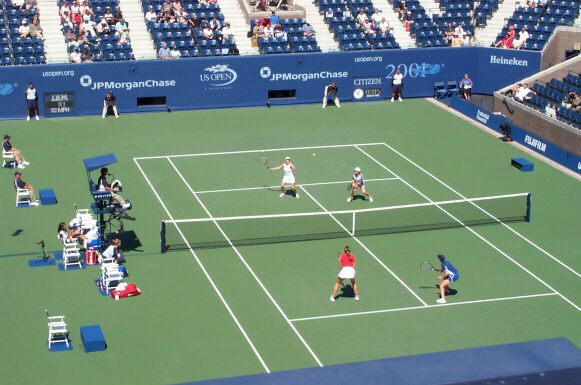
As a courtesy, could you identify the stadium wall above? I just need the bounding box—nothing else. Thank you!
[0,47,539,119]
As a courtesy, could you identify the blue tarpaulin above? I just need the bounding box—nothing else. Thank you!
[83,154,117,173]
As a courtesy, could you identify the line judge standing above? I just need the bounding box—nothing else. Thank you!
[391,68,403,102]
[25,82,39,120]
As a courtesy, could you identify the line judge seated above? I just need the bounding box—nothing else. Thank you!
[98,167,131,211]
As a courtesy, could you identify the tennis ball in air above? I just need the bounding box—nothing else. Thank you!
[313,153,316,157]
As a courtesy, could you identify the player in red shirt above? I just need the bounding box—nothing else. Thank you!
[330,246,359,302]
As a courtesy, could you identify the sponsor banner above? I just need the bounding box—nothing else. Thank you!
[450,96,581,175]
[0,47,540,118]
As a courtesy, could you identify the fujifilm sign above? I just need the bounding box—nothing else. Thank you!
[490,55,528,66]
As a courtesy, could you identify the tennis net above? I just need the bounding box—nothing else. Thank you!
[160,192,531,252]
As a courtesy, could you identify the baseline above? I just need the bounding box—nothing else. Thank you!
[133,158,271,373]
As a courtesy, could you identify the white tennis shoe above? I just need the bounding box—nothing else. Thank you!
[369,196,373,202]
[436,298,446,304]
[280,192,285,198]
[347,197,351,203]
[330,296,335,302]
[355,295,359,301]
[22,161,30,165]
[295,193,299,198]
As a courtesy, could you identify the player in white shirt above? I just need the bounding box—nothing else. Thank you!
[25,82,39,120]
[269,156,298,198]
[391,68,404,102]
[348,167,372,203]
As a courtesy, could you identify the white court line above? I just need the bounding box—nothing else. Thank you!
[356,145,581,312]
[133,142,387,160]
[195,177,400,195]
[378,142,581,280]
[167,157,324,368]
[133,158,271,374]
[289,293,558,322]
[299,185,429,307]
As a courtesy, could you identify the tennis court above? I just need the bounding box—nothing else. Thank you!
[1,99,580,384]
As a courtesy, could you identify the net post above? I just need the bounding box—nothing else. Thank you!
[160,220,166,253]
[351,211,356,236]
[525,193,531,222]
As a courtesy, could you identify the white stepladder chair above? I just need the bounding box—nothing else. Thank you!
[15,187,32,207]
[58,233,83,270]
[46,310,69,349]
[2,147,14,168]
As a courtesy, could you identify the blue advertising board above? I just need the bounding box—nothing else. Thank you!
[0,47,540,119]
[449,96,581,175]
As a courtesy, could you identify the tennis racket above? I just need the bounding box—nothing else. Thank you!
[346,182,354,191]
[420,261,440,272]
[258,154,269,169]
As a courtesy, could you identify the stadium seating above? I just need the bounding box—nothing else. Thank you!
[0,1,45,65]
[251,18,321,54]
[144,0,238,58]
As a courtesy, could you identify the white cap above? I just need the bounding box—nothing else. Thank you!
[285,156,291,160]
[354,167,361,172]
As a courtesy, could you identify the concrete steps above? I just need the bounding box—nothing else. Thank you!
[218,0,258,55]
[117,0,156,59]
[369,0,416,48]
[37,0,69,63]
[474,0,519,46]
[293,0,340,52]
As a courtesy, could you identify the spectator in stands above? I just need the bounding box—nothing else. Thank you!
[80,0,91,15]
[174,9,187,23]
[445,22,454,43]
[459,73,473,101]
[115,19,129,44]
[274,22,287,41]
[62,12,73,29]
[60,2,71,20]
[263,22,274,38]
[65,27,78,48]
[3,135,30,168]
[361,19,376,35]
[222,22,234,40]
[25,82,39,121]
[260,14,271,27]
[82,9,94,22]
[495,33,513,49]
[145,6,157,29]
[322,81,340,108]
[76,26,90,46]
[209,16,221,31]
[378,17,389,33]
[269,11,279,25]
[514,83,536,102]
[162,0,172,13]
[72,10,82,25]
[514,26,529,49]
[403,11,414,31]
[82,19,96,36]
[81,47,94,62]
[29,18,43,38]
[203,25,214,40]
[256,0,267,11]
[451,33,462,47]
[391,68,403,102]
[114,9,123,24]
[70,47,82,63]
[356,9,368,26]
[253,20,264,38]
[170,46,181,58]
[189,14,202,30]
[14,172,39,206]
[102,92,119,119]
[527,0,536,8]
[19,20,31,38]
[567,91,580,111]
[71,0,80,16]
[207,0,218,5]
[371,9,383,28]
[302,22,315,37]
[172,0,183,13]
[454,24,465,38]
[158,42,171,59]
[104,8,114,25]
[97,19,110,35]
[398,0,407,20]
[507,25,515,39]
[25,0,38,14]
[12,0,25,11]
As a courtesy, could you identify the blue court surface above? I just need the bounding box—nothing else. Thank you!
[180,338,581,385]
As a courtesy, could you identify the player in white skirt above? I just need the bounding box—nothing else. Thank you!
[348,167,373,203]
[330,245,359,302]
[269,156,298,198]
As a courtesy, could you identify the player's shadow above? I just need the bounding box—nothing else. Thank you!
[282,190,298,197]
[419,284,458,296]
[339,284,355,298]
[351,194,369,201]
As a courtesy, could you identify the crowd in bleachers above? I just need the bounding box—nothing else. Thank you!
[506,72,581,129]
[59,0,135,62]
[251,12,321,54]
[144,0,238,58]
[317,0,399,51]
[493,0,579,51]
[1,0,46,65]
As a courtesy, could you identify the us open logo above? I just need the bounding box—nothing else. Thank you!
[80,75,93,87]
[200,65,238,87]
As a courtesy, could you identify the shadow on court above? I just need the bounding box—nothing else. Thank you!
[117,230,144,253]
[351,194,369,201]
[419,284,458,296]
[339,284,355,298]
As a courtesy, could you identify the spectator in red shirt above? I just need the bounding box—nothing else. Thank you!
[495,33,513,49]
[507,25,515,39]
[330,246,359,302]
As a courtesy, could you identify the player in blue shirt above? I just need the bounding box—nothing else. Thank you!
[347,167,373,203]
[437,254,458,304]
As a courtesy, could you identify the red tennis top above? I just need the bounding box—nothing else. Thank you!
[340,253,355,268]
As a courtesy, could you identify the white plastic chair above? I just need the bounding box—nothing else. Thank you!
[2,147,14,168]
[15,187,31,207]
[101,267,124,293]
[59,235,82,270]
[47,313,69,349]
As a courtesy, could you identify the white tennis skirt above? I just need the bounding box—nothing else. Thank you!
[338,266,355,279]
[283,175,295,184]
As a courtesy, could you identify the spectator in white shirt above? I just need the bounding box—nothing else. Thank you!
[263,23,274,37]
[82,19,96,36]
[221,22,234,40]
[302,22,315,37]
[356,9,368,25]
[97,19,110,35]
[371,9,383,27]
[202,25,214,39]
[514,83,536,102]
[170,46,181,58]
[378,17,389,33]
[70,48,82,63]
[18,19,31,38]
